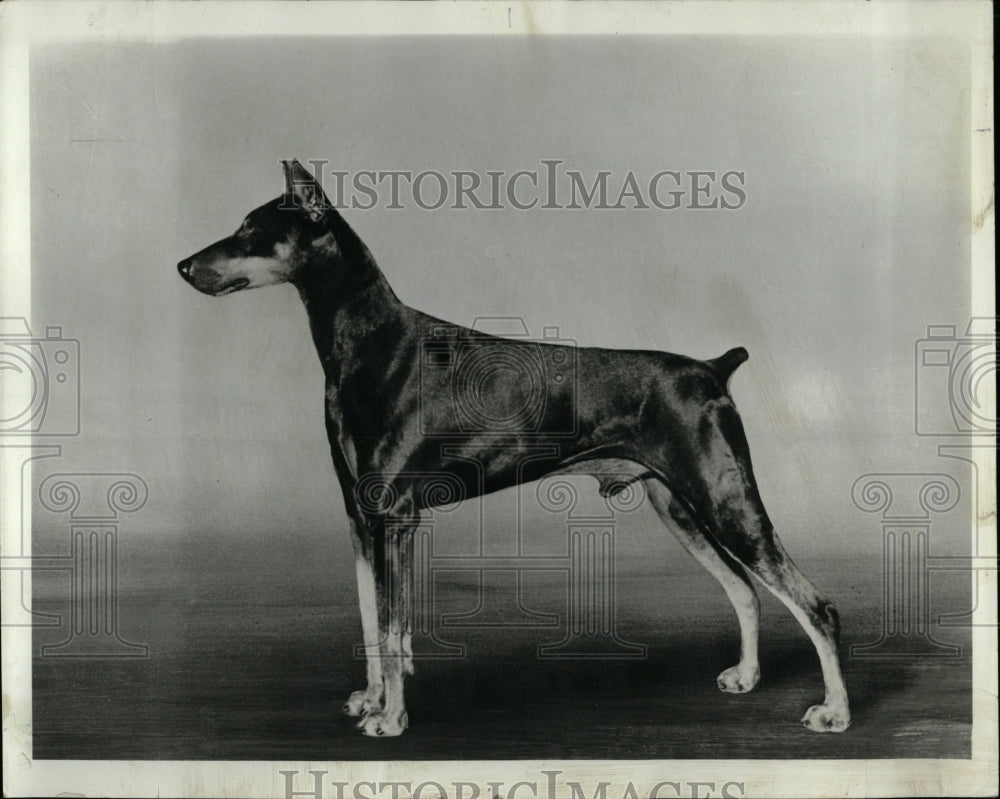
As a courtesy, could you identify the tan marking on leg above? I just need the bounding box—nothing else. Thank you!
[359,525,412,737]
[344,522,383,718]
[400,529,415,675]
[751,536,850,732]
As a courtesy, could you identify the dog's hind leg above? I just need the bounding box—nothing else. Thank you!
[356,520,413,737]
[684,405,849,731]
[648,391,849,731]
[685,488,849,731]
[645,479,760,693]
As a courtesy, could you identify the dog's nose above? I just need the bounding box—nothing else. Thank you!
[178,259,194,279]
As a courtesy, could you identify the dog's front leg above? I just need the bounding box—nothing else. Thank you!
[344,520,385,719]
[356,521,413,737]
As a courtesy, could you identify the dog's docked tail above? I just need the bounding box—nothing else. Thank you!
[707,347,749,385]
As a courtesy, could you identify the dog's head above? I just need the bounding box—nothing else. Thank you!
[177,160,335,296]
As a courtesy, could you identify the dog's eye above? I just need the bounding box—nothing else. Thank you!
[239,220,257,236]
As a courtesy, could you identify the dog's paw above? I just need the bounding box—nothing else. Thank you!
[343,690,380,718]
[801,703,850,733]
[717,663,760,694]
[358,710,408,737]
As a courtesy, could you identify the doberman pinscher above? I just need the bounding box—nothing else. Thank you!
[178,160,850,737]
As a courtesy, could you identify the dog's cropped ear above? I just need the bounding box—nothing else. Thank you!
[281,159,331,222]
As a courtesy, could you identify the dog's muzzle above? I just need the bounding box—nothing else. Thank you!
[177,258,250,296]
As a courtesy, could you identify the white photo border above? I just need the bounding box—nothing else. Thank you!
[1,2,995,797]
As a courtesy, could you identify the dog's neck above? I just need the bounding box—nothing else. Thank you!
[291,210,407,383]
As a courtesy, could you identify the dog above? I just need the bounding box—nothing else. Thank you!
[177,160,850,737]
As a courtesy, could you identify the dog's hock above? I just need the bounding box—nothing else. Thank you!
[707,347,749,384]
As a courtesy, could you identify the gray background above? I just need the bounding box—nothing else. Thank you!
[30,36,972,553]
[27,36,976,759]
